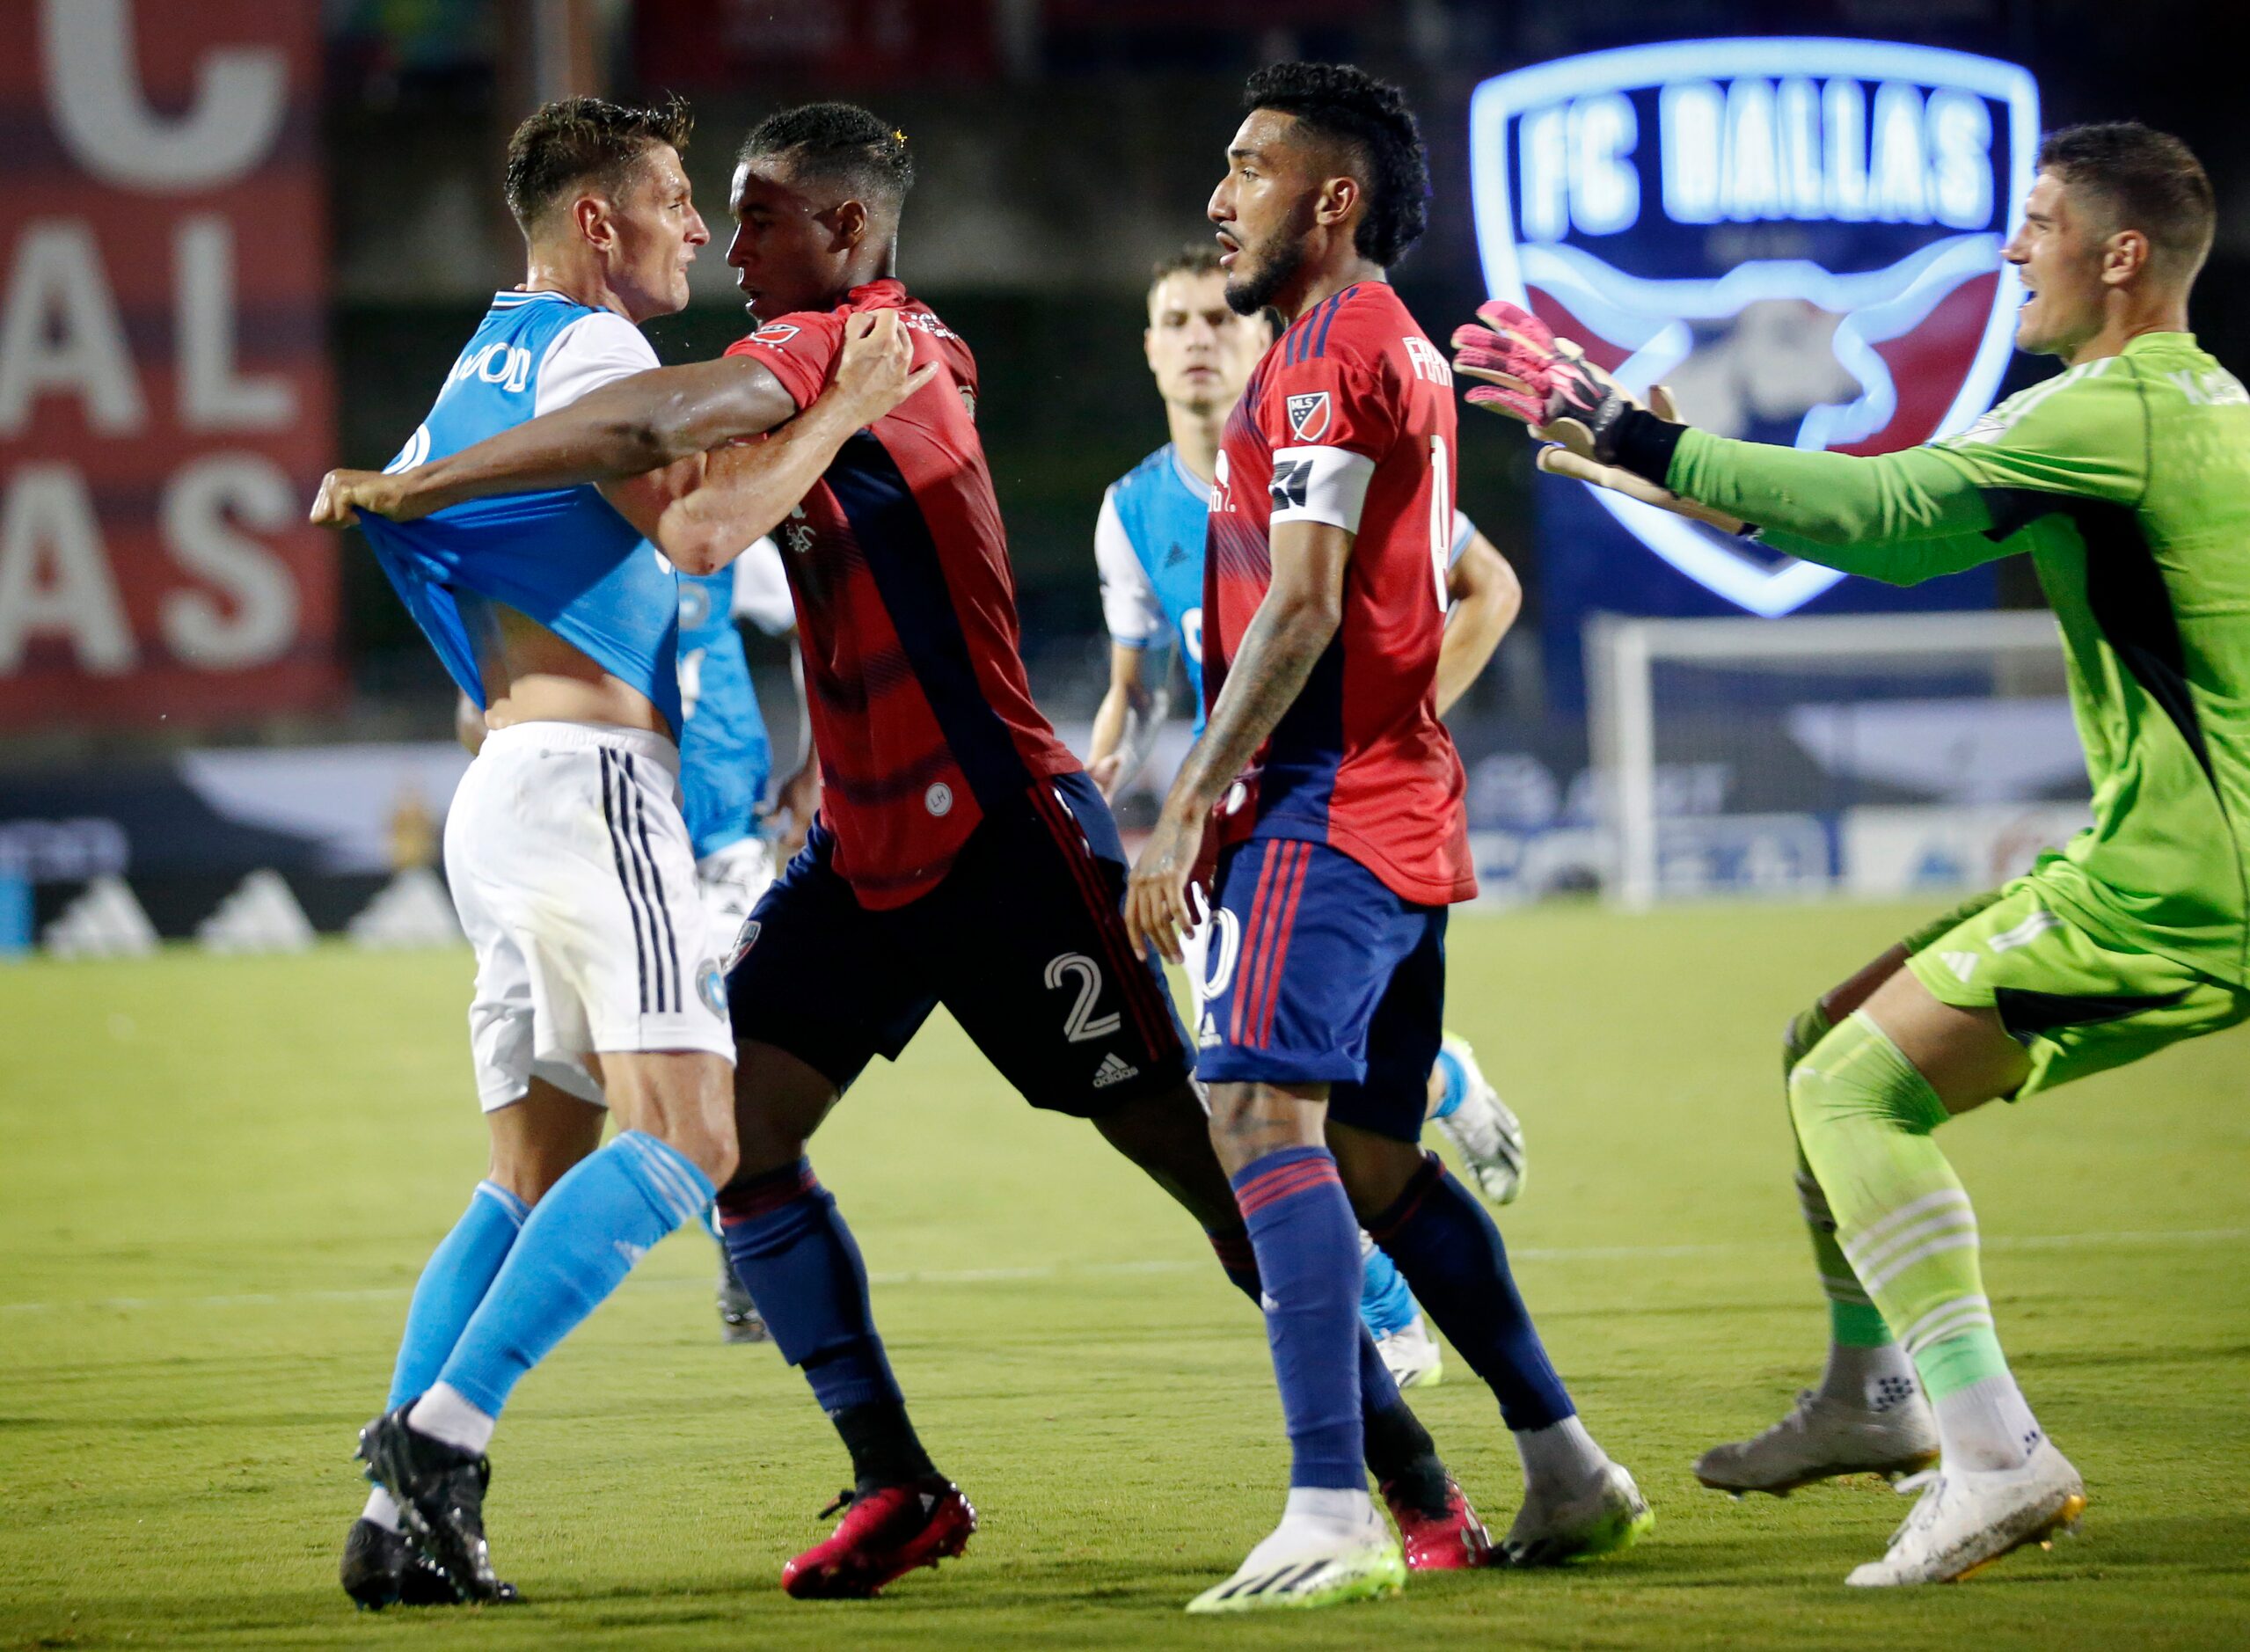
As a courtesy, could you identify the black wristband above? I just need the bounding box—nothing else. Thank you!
[1607,406,1687,486]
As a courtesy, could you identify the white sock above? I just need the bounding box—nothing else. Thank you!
[1514,1414,1607,1497]
[1932,1372,2042,1472]
[361,1485,403,1532]
[1240,1487,1379,1568]
[1816,1340,1921,1414]
[406,1381,497,1456]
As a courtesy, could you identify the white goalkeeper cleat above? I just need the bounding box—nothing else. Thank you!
[1186,1494,1406,1614]
[1501,1460,1654,1567]
[1845,1436,2086,1586]
[1430,1034,1527,1205]
[1694,1388,1940,1496]
[1373,1316,1443,1391]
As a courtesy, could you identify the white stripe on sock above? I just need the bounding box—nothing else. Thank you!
[1818,1270,1874,1305]
[1842,1188,1972,1263]
[1895,1293,1992,1351]
[618,1134,706,1226]
[1903,1307,1994,1356]
[1861,1230,1982,1297]
[1846,1208,1978,1280]
[473,1180,530,1225]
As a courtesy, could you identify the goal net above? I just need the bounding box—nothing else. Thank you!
[1583,610,2087,909]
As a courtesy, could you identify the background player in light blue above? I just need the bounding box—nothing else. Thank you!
[1086,246,1528,1391]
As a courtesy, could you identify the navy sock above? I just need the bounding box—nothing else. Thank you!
[438,1132,713,1418]
[1231,1146,1365,1491]
[1210,1225,1407,1426]
[718,1159,904,1417]
[1368,1152,1574,1431]
[386,1180,529,1409]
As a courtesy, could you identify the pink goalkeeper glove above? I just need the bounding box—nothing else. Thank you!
[1450,299,1633,459]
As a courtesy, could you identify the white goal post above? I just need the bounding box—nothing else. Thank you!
[1585,610,2071,910]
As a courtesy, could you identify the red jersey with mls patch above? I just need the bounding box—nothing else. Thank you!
[1202,281,1474,906]
[725,280,1077,909]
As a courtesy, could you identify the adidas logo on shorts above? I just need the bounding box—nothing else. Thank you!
[1092,1052,1140,1089]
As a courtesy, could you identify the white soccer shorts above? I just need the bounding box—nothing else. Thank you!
[446,721,735,1112]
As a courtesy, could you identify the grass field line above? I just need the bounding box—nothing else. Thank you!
[4,1226,2241,1318]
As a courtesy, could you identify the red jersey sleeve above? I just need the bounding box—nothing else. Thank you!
[721,312,845,412]
[1256,353,1398,534]
[1255,353,1397,460]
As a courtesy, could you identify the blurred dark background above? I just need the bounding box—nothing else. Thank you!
[318,0,2250,731]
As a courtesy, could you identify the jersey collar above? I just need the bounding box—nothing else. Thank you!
[1166,444,1214,506]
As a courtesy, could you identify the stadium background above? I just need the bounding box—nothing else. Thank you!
[5,0,2249,938]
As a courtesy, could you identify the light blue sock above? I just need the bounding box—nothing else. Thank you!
[1429,1045,1468,1122]
[435,1132,713,1419]
[1359,1239,1421,1339]
[386,1181,530,1410]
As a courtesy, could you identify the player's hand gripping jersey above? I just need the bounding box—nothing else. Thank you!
[1666,333,2250,984]
[726,280,1078,908]
[1203,282,1475,905]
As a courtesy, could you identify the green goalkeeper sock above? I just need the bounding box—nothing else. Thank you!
[1783,1002,1892,1348]
[1789,1012,2040,1468]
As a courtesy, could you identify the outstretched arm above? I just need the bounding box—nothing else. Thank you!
[1451,298,2014,585]
[311,311,929,530]
[1126,519,1350,963]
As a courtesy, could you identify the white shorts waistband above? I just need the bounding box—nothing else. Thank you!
[478,720,680,778]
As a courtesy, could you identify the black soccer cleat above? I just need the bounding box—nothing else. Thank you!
[354,1404,510,1604]
[340,1516,517,1609]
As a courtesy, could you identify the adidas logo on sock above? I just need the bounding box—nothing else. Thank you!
[1092,1052,1139,1088]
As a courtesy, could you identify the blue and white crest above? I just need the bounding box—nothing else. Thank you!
[1471,39,2038,615]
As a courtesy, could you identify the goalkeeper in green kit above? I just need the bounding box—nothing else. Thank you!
[1454,122,2246,1587]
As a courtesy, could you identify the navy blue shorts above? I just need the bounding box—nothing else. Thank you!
[1196,837,1445,1144]
[728,770,1191,1117]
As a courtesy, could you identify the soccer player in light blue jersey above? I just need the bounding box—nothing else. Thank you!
[1087,247,1529,1393]
[310,97,922,1609]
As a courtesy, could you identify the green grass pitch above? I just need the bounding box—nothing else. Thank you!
[4,903,2247,1649]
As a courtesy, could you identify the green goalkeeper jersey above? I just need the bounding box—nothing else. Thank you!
[1665,332,2250,987]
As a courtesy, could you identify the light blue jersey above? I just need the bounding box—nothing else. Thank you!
[1097,444,1214,733]
[1096,442,1479,738]
[361,290,683,732]
[676,562,771,861]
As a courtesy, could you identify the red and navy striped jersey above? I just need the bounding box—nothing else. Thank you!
[1202,281,1475,907]
[725,281,1078,909]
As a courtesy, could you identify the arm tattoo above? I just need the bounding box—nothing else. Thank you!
[1166,596,1332,818]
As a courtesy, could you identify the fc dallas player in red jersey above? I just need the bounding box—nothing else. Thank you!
[1127,64,1650,1612]
[323,100,1493,1602]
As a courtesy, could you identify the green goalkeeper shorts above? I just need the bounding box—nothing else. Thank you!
[1903,860,2250,1100]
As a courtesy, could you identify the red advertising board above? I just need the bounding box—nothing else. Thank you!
[0,0,338,727]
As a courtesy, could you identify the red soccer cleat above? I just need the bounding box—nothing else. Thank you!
[781,1479,978,1599]
[1382,1473,1495,1570]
